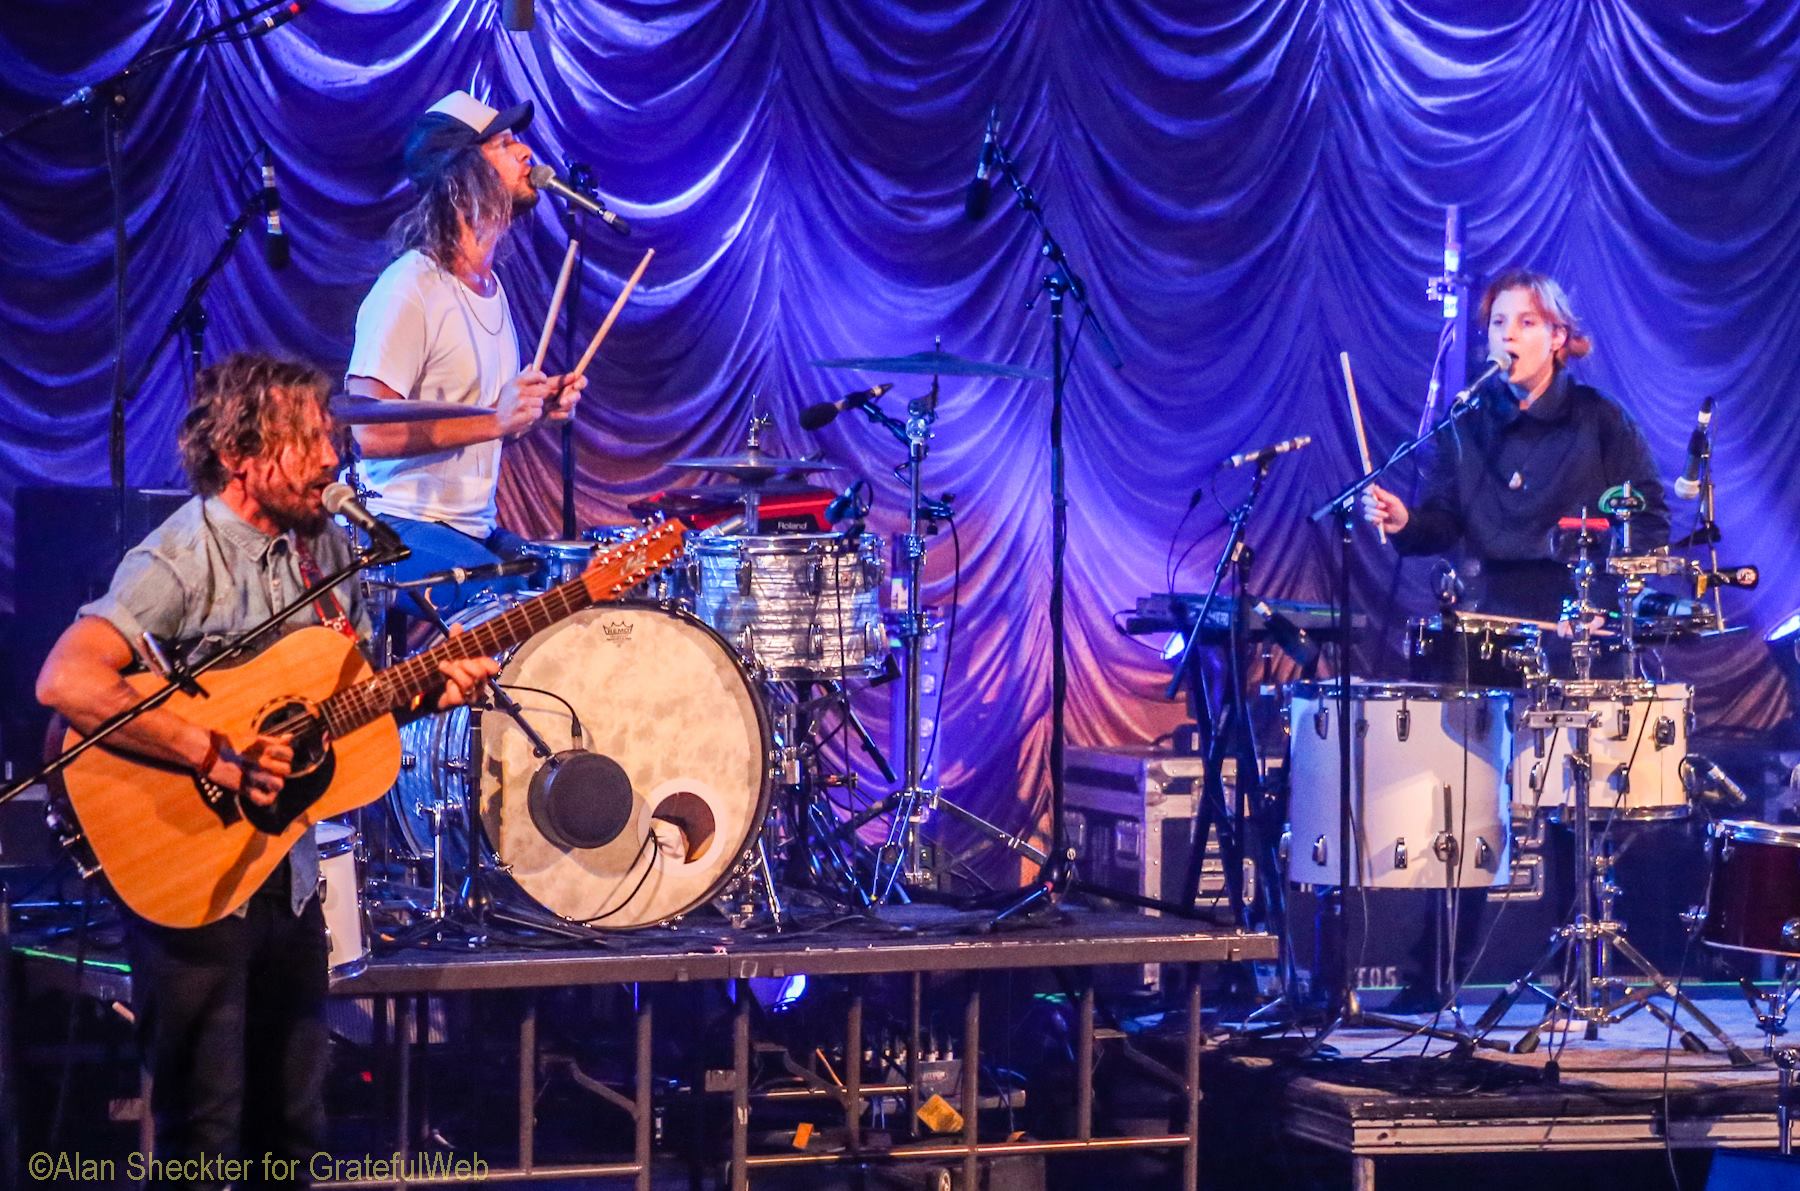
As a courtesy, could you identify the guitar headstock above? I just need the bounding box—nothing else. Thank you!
[583,516,685,601]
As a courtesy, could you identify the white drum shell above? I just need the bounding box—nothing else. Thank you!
[1286,684,1513,889]
[1510,683,1691,820]
[316,821,368,980]
[688,533,887,679]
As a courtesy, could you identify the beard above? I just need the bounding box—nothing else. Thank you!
[511,183,540,213]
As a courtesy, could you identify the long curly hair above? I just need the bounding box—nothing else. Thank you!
[388,144,514,272]
[1479,269,1593,365]
[180,354,333,496]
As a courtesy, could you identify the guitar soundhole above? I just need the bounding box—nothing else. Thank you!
[254,697,331,778]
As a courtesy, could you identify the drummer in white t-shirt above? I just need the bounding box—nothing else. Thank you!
[346,90,585,615]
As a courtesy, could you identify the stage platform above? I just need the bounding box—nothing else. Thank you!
[1207,987,1790,1190]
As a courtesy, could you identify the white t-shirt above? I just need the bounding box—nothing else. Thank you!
[347,250,519,537]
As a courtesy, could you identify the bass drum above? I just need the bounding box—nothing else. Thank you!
[389,598,772,928]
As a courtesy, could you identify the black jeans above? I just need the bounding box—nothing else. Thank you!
[125,864,328,1188]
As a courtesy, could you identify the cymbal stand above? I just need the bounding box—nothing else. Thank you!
[1470,523,1749,1063]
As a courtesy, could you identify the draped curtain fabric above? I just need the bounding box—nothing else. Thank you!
[4,1,1797,869]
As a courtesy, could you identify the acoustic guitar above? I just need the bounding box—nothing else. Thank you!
[56,520,683,928]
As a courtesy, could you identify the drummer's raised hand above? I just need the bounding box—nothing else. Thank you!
[543,372,587,423]
[1361,482,1410,535]
[497,368,553,438]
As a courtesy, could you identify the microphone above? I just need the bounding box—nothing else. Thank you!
[1221,434,1312,470]
[963,105,999,221]
[825,479,871,524]
[1454,350,1514,406]
[800,383,892,431]
[529,164,630,236]
[322,482,404,553]
[255,1,305,35]
[1684,754,1747,807]
[261,144,288,270]
[383,557,542,590]
[1673,396,1715,500]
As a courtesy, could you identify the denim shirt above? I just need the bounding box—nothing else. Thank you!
[77,495,372,917]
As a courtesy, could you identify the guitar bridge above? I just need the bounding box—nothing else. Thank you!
[194,774,243,827]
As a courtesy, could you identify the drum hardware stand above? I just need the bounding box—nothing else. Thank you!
[1735,959,1800,1055]
[1468,526,1750,1064]
[827,377,1041,902]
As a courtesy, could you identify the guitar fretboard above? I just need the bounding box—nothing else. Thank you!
[318,526,678,738]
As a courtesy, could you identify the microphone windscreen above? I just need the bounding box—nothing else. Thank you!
[799,402,838,431]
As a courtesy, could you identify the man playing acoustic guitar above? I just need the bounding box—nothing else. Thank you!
[36,353,497,1185]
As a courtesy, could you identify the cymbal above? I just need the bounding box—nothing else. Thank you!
[812,350,1050,381]
[666,452,843,480]
[629,481,825,519]
[328,396,487,425]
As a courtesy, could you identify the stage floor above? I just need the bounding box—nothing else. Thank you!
[1208,985,1789,1190]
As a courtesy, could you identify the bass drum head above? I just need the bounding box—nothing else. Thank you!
[480,603,771,928]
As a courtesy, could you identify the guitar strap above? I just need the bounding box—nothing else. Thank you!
[293,538,359,643]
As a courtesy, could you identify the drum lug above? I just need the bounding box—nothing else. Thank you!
[735,558,754,597]
[1278,830,1291,865]
[1313,708,1329,740]
[805,559,825,598]
[400,752,417,769]
[1785,919,1800,949]
[1311,834,1328,866]
[1430,832,1456,867]
[1613,707,1630,740]
[1475,836,1495,871]
[806,622,825,660]
[1654,715,1676,748]
[1720,840,1734,863]
[1394,838,1409,870]
[1396,706,1411,743]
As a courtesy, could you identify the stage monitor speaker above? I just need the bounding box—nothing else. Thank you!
[2,486,190,773]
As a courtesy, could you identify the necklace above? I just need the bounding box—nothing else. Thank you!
[455,275,505,337]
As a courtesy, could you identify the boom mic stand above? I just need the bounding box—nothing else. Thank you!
[0,0,305,564]
[981,117,1126,922]
[1299,372,1502,1050]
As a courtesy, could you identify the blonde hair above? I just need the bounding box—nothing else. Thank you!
[1479,269,1592,364]
[179,354,332,496]
[389,145,514,273]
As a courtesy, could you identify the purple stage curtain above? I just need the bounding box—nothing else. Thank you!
[3,2,1797,869]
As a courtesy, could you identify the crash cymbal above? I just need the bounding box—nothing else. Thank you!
[812,350,1050,381]
[666,451,844,480]
[328,395,488,425]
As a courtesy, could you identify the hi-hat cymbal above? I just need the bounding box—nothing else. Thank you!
[328,395,488,425]
[666,451,844,480]
[812,350,1050,381]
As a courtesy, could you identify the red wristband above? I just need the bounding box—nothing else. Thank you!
[195,730,225,779]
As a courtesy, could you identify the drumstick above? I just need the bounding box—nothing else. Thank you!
[1339,350,1386,545]
[570,248,654,382]
[530,239,580,372]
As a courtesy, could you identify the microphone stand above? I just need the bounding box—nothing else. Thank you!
[980,125,1125,924]
[1293,384,1494,1049]
[556,164,599,539]
[125,179,271,402]
[0,0,303,565]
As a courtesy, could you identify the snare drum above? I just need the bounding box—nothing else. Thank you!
[1408,613,1544,689]
[1510,682,1691,820]
[1285,682,1513,889]
[316,822,368,980]
[687,532,887,679]
[1703,820,1800,957]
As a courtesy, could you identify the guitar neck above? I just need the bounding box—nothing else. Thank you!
[320,526,675,737]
